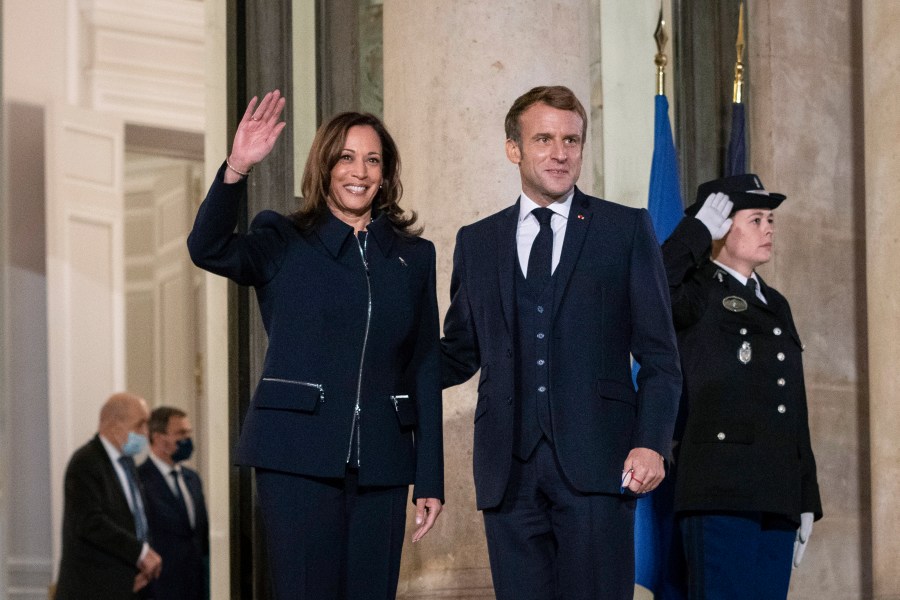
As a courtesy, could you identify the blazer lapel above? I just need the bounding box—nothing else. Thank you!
[497,201,520,334]
[551,189,592,317]
[92,436,134,519]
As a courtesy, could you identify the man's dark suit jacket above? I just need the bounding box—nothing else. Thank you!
[442,187,682,510]
[138,459,210,600]
[56,435,145,600]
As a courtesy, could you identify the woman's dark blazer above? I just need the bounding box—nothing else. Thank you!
[187,166,443,501]
[662,216,822,523]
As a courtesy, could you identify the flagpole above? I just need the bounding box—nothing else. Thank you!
[654,3,668,95]
[733,1,745,104]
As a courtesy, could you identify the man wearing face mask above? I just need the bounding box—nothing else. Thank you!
[56,392,163,599]
[137,406,210,600]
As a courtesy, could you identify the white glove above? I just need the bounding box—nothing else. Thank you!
[792,512,814,568]
[693,192,734,240]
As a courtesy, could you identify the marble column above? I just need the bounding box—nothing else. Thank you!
[749,1,868,599]
[383,1,598,597]
[863,2,900,599]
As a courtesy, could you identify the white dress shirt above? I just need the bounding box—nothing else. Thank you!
[98,434,149,563]
[516,191,573,277]
[713,260,767,304]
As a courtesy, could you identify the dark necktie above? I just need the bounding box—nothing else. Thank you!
[527,207,555,292]
[746,277,758,298]
[118,456,148,541]
[170,469,192,526]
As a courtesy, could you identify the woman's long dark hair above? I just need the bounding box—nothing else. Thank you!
[289,112,420,235]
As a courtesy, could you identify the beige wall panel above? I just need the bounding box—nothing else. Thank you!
[127,289,157,401]
[751,0,870,598]
[863,1,900,598]
[45,103,125,571]
[158,268,194,406]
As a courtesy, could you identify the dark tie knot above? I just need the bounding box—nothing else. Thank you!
[118,455,135,470]
[532,207,554,227]
[746,277,757,292]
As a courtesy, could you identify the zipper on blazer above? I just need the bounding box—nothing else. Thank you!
[347,232,372,466]
[261,377,325,403]
[390,394,409,411]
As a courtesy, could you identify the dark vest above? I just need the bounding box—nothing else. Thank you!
[513,265,556,460]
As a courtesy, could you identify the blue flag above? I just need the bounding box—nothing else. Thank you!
[645,94,684,243]
[725,101,746,176]
[633,93,687,599]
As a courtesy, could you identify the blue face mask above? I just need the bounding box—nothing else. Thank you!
[121,431,148,457]
[171,437,194,463]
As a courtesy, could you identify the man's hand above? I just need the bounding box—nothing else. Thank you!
[133,572,150,593]
[621,447,665,494]
[138,547,162,580]
[412,497,443,543]
[792,512,814,568]
[694,192,734,240]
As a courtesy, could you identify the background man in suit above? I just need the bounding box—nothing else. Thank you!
[138,407,210,600]
[56,392,163,599]
[662,177,822,599]
[441,85,682,599]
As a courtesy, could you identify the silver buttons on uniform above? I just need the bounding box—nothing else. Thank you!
[773,327,782,336]
[536,332,545,339]
[717,432,726,441]
[739,328,748,335]
[538,386,547,393]
[777,352,785,361]
[777,378,786,387]
[537,359,545,366]
[777,404,787,413]
[537,306,544,313]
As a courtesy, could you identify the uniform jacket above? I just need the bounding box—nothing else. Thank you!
[662,216,822,522]
[137,460,209,600]
[187,165,443,500]
[441,188,682,510]
[56,435,146,600]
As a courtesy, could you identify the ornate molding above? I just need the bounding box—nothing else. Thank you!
[78,0,205,131]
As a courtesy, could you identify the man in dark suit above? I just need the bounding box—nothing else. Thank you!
[441,85,682,599]
[662,176,822,599]
[56,392,163,599]
[137,407,209,600]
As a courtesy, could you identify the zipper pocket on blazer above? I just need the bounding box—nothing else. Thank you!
[256,377,326,412]
[390,394,417,427]
[261,377,326,402]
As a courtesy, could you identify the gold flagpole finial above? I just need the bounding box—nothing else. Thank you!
[733,1,745,103]
[654,3,668,95]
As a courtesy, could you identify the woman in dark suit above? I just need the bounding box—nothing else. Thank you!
[187,90,443,599]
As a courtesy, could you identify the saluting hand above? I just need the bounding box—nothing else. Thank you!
[694,192,734,240]
[225,89,288,183]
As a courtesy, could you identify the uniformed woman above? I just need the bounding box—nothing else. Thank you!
[188,90,443,599]
[661,174,822,600]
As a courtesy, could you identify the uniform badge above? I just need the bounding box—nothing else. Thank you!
[738,341,752,364]
[723,296,748,312]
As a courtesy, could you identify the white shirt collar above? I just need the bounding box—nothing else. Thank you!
[149,450,178,476]
[99,434,123,463]
[518,190,574,222]
[713,260,757,287]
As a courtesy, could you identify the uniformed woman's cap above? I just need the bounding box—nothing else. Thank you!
[685,174,786,217]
